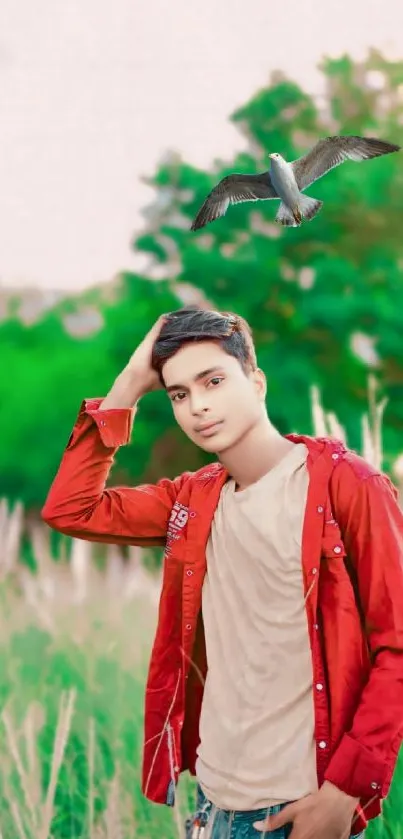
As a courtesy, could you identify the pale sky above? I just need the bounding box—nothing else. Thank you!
[0,0,401,292]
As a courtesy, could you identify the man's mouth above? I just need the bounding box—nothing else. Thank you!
[195,421,223,436]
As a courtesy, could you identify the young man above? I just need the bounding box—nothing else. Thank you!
[42,307,403,839]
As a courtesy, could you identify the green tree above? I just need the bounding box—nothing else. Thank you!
[136,49,403,472]
[1,49,403,508]
[0,279,179,507]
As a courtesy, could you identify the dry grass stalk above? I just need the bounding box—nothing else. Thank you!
[103,775,139,839]
[88,718,95,839]
[310,375,393,471]
[9,798,28,839]
[0,498,24,579]
[323,410,347,445]
[126,546,162,604]
[171,783,186,839]
[22,703,45,814]
[361,374,388,470]
[105,545,126,593]
[70,537,91,603]
[1,707,38,831]
[28,520,56,601]
[392,453,403,505]
[2,772,29,839]
[104,769,123,839]
[310,383,348,444]
[39,689,76,839]
[16,566,55,633]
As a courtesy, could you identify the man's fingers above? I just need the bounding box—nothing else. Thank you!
[152,314,167,333]
[253,818,270,832]
[253,801,297,832]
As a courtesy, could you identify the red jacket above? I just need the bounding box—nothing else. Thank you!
[41,398,403,832]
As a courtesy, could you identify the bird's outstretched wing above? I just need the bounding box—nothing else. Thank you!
[291,136,400,191]
[190,173,278,231]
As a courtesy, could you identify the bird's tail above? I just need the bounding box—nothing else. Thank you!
[275,196,323,226]
[275,203,299,226]
[299,194,323,222]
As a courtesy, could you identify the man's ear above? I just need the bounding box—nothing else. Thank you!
[254,368,267,402]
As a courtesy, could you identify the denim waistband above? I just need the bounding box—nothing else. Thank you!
[192,783,364,838]
[195,783,294,822]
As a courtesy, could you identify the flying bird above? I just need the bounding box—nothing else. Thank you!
[190,135,400,230]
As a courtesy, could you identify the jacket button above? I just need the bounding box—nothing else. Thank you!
[333,546,342,554]
[185,624,192,630]
[186,570,193,576]
[318,740,327,749]
[370,781,380,790]
[317,506,324,513]
[316,683,323,690]
[332,453,339,460]
[311,568,318,575]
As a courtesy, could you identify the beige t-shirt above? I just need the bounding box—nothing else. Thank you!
[195,442,318,810]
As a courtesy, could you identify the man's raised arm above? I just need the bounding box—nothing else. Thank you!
[41,316,188,546]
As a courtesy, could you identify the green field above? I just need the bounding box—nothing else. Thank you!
[0,580,200,839]
[0,571,401,839]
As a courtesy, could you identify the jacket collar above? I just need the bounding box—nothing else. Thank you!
[197,434,346,486]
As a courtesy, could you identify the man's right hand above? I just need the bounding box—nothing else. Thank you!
[126,313,168,392]
[100,314,168,410]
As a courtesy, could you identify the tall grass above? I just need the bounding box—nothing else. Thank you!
[0,377,402,838]
[0,580,197,838]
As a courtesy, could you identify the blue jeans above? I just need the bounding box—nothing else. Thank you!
[185,783,365,839]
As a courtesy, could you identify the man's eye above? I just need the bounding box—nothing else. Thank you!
[172,392,186,402]
[209,377,224,386]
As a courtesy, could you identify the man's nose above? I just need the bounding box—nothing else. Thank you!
[189,393,210,415]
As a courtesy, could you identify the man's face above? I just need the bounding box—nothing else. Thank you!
[162,340,267,453]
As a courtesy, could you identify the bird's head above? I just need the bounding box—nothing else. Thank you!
[269,152,287,172]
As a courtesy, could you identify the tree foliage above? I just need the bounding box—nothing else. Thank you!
[1,49,403,507]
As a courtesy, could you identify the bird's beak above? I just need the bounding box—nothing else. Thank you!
[268,153,274,159]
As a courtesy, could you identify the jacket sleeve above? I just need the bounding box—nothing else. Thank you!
[41,398,191,547]
[324,466,403,803]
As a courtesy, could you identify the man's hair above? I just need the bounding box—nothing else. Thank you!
[151,306,258,387]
